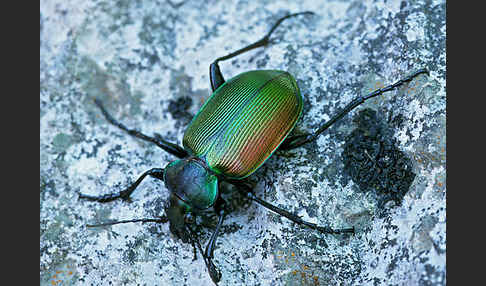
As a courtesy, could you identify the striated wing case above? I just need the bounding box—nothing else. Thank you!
[183,70,303,179]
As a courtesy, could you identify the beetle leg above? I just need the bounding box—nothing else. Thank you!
[186,225,222,284]
[202,212,224,284]
[209,62,225,92]
[204,196,227,273]
[191,239,198,261]
[205,204,226,259]
[230,181,354,235]
[279,68,429,150]
[209,11,315,91]
[86,216,168,228]
[94,98,188,158]
[79,167,165,202]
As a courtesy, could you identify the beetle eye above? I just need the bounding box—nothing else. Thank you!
[184,213,195,224]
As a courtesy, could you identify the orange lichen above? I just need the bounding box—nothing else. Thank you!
[313,275,320,286]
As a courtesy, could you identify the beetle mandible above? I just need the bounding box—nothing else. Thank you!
[79,11,428,285]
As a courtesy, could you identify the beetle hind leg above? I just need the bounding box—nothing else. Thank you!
[279,68,429,150]
[209,11,315,91]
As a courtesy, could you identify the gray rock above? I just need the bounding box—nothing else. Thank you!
[40,0,446,285]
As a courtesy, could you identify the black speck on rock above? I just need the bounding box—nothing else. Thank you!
[167,96,193,124]
[341,108,415,214]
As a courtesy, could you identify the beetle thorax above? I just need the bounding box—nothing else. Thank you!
[163,158,218,210]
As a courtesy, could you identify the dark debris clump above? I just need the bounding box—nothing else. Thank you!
[341,108,415,213]
[167,96,193,125]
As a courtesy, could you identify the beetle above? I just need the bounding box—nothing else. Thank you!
[79,11,428,284]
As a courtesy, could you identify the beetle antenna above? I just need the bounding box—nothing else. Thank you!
[86,217,168,228]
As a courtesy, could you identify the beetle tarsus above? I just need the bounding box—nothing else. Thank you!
[186,225,222,284]
[206,259,222,285]
[190,239,198,261]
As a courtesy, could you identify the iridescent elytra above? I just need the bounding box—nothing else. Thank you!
[79,11,428,285]
[184,70,303,180]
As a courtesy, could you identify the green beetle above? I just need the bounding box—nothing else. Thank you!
[80,11,427,285]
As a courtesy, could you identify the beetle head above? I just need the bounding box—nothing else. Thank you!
[163,158,218,240]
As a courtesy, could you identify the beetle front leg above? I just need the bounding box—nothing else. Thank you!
[201,196,227,284]
[205,197,226,259]
[203,213,224,284]
[86,217,168,228]
[280,68,428,150]
[186,224,222,285]
[79,167,164,202]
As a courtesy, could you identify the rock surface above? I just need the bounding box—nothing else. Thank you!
[40,0,446,285]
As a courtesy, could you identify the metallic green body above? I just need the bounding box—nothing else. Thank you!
[164,159,218,210]
[183,70,303,180]
[164,70,302,210]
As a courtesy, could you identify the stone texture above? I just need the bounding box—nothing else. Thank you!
[40,0,446,285]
